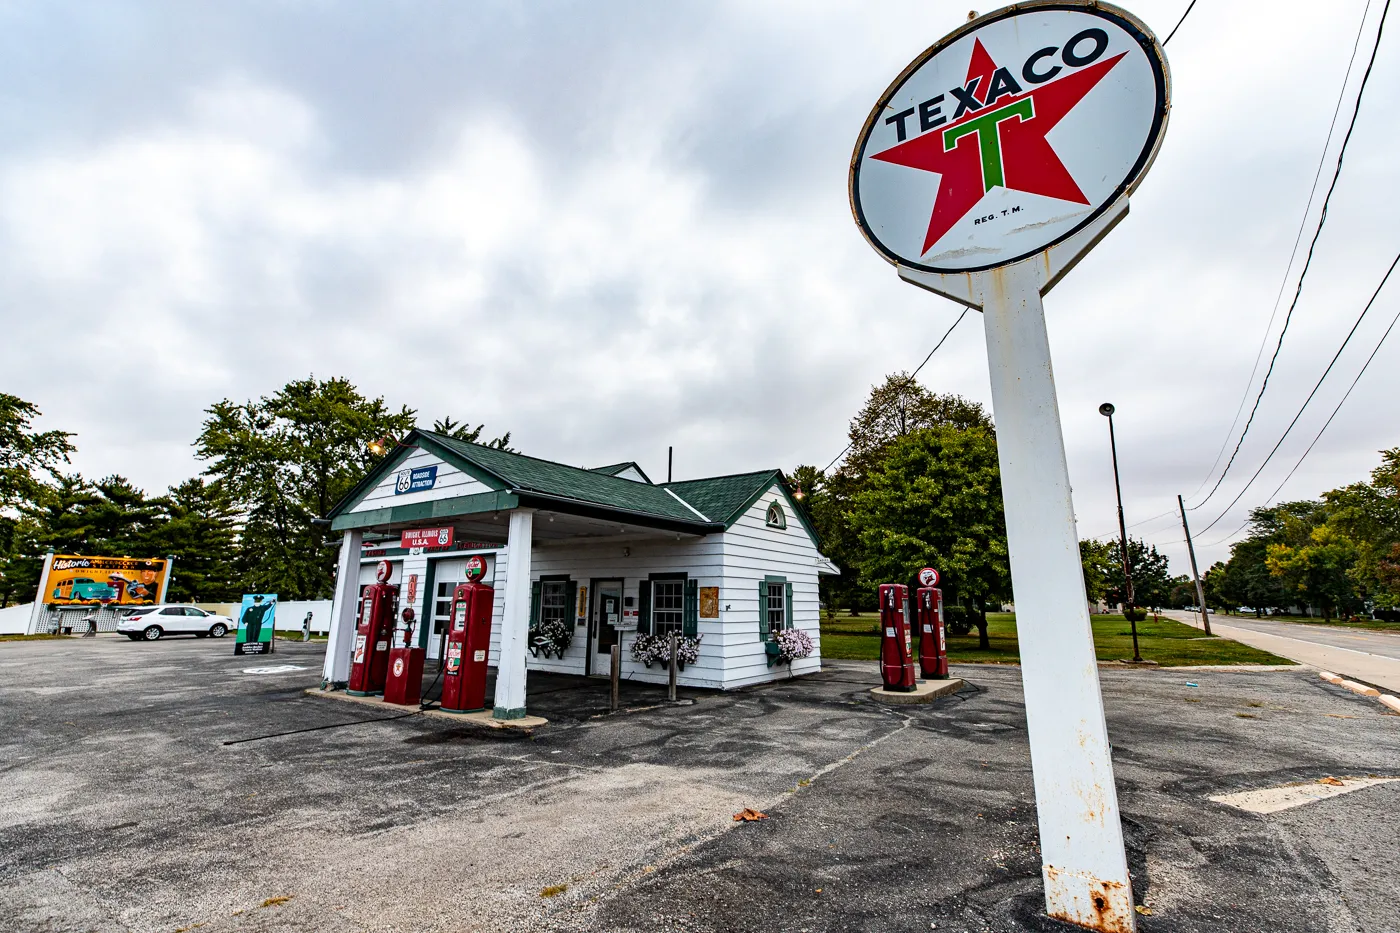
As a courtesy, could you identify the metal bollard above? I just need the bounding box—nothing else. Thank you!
[610,644,620,712]
[668,631,678,702]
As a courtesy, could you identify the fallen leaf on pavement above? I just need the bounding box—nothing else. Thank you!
[733,808,768,822]
[1317,776,1345,786]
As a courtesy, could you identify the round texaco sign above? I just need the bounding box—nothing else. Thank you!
[850,1,1169,273]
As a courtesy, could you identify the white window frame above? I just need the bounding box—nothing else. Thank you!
[652,579,685,636]
[765,581,787,634]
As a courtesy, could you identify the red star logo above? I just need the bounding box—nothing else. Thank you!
[871,39,1126,255]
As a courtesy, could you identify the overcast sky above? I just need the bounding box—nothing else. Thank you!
[2,0,1397,573]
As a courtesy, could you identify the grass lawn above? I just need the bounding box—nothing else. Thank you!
[820,612,1293,667]
[0,633,69,642]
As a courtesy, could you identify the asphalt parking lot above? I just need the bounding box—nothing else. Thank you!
[2,636,1398,933]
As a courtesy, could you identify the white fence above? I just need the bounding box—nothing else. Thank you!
[0,603,32,635]
[0,599,334,636]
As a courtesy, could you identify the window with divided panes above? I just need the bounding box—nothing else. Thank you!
[540,580,569,626]
[766,581,787,634]
[651,579,684,635]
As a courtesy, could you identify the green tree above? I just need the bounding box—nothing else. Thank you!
[1266,523,1361,620]
[1104,537,1174,609]
[0,394,74,510]
[431,416,512,451]
[1079,539,1114,604]
[197,376,417,599]
[845,373,993,477]
[846,425,1009,648]
[1324,448,1400,606]
[147,479,241,603]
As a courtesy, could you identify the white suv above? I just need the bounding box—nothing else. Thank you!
[117,605,235,641]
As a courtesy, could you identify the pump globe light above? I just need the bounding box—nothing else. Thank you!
[1098,402,1115,417]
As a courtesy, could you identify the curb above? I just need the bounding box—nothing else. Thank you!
[1319,671,1399,713]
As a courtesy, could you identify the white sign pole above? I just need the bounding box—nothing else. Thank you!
[900,199,1134,931]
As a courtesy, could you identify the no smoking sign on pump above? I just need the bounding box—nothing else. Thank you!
[849,4,1168,931]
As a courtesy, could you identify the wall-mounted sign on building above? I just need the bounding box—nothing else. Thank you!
[401,526,454,550]
[395,465,438,495]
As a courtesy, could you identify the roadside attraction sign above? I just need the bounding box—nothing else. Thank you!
[849,4,1169,931]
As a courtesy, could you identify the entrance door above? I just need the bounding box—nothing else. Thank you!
[589,580,622,677]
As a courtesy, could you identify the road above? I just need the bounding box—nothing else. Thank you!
[1164,610,1400,693]
[5,636,1400,932]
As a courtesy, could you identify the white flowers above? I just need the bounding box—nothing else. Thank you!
[774,627,814,663]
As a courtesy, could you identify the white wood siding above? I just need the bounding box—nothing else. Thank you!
[718,484,827,688]
[479,488,829,691]
[348,448,493,513]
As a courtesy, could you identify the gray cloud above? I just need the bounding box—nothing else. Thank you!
[1,0,1396,576]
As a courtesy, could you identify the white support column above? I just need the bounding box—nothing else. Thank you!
[981,260,1134,928]
[322,529,363,686]
[898,200,1136,932]
[27,550,55,635]
[493,508,534,719]
[160,555,176,605]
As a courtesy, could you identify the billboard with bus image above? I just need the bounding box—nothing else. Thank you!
[45,556,167,606]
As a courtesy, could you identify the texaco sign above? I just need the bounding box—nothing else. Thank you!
[850,2,1169,273]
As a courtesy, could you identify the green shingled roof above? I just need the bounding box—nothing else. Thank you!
[422,432,710,526]
[662,470,781,526]
[587,461,653,482]
[330,429,794,536]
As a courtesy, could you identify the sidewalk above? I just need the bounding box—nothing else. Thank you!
[1162,610,1400,693]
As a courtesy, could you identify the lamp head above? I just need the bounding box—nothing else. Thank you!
[1098,403,1115,417]
[367,434,394,456]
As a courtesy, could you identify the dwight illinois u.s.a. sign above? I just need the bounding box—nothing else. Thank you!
[849,2,1168,274]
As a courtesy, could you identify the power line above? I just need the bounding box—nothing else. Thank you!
[1183,0,1375,500]
[1196,248,1400,537]
[1186,0,1391,510]
[821,308,970,473]
[1163,0,1198,45]
[1200,254,1400,548]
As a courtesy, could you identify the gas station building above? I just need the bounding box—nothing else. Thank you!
[322,429,837,718]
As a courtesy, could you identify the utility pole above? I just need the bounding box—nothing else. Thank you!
[667,446,673,483]
[1100,403,1141,662]
[1178,495,1212,636]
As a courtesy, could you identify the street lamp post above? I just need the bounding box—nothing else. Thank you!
[1099,403,1142,663]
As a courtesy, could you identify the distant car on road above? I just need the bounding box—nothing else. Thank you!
[117,605,235,641]
[1238,606,1256,614]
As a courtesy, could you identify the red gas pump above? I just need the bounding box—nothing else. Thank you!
[348,560,398,697]
[440,555,495,713]
[915,567,949,680]
[383,606,427,706]
[879,583,917,691]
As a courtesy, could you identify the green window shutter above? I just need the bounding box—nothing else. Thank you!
[637,579,652,634]
[785,582,794,631]
[757,580,770,641]
[684,578,699,638]
[566,579,578,624]
[530,580,541,630]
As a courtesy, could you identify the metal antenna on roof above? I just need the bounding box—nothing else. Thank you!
[667,446,673,483]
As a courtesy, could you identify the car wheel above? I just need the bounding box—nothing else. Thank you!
[209,623,228,638]
[142,625,162,641]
